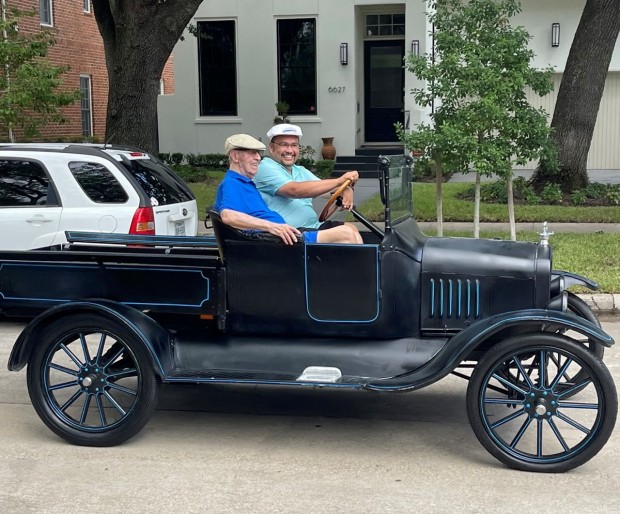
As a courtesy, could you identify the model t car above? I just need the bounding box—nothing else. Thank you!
[3,154,617,473]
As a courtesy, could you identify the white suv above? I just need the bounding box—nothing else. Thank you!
[0,144,198,250]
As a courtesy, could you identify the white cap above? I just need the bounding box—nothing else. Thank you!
[267,123,303,141]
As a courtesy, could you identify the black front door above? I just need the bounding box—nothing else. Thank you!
[364,40,405,142]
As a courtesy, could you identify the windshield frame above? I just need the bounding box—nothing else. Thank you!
[378,154,414,231]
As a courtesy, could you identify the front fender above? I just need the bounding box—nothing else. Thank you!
[365,309,614,392]
[8,300,173,378]
[552,270,600,293]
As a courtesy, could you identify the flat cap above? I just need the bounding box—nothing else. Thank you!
[224,134,266,155]
[267,123,303,141]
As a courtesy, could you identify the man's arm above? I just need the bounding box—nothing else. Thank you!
[220,209,301,245]
[276,170,358,199]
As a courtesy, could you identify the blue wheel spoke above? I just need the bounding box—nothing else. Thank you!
[59,388,84,412]
[490,407,526,429]
[556,411,591,435]
[49,380,79,391]
[104,391,127,416]
[107,381,138,397]
[557,379,592,399]
[79,394,92,424]
[79,334,91,364]
[513,358,534,389]
[95,333,107,362]
[107,368,138,381]
[60,343,84,368]
[547,417,570,452]
[537,419,544,457]
[538,350,547,388]
[96,394,108,427]
[558,401,599,410]
[510,416,533,449]
[550,356,574,391]
[49,363,79,377]
[492,373,528,396]
[484,398,522,406]
[104,346,125,368]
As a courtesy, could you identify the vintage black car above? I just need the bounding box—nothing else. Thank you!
[3,155,617,473]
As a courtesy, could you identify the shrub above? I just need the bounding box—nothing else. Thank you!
[170,152,184,165]
[540,183,563,204]
[412,158,454,182]
[570,190,588,206]
[314,159,334,179]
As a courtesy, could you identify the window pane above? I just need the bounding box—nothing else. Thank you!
[277,19,316,115]
[39,0,52,25]
[69,162,128,203]
[366,15,378,25]
[0,160,49,206]
[379,14,392,25]
[393,14,405,25]
[80,76,92,137]
[119,160,193,206]
[197,20,237,116]
[379,25,392,36]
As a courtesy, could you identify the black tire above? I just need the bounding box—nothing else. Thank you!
[566,291,604,360]
[467,333,617,472]
[27,314,160,446]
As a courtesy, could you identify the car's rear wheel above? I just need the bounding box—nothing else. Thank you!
[467,333,617,472]
[27,314,159,446]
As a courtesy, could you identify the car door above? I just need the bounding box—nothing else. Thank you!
[0,159,62,250]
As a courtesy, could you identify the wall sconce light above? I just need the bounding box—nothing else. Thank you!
[551,22,560,47]
[411,39,420,56]
[340,43,348,65]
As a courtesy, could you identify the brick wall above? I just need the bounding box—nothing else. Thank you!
[3,1,174,142]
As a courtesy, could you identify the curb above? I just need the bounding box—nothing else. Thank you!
[577,294,620,315]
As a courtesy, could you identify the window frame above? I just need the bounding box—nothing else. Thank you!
[276,18,317,116]
[39,0,53,27]
[83,1,91,14]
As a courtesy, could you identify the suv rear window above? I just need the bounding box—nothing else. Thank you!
[119,159,193,206]
[0,160,54,206]
[69,162,129,203]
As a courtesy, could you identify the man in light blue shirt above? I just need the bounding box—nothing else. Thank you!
[255,124,363,243]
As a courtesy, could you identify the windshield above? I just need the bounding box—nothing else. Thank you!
[381,154,413,225]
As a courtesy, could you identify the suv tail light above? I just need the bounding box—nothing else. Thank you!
[129,207,155,235]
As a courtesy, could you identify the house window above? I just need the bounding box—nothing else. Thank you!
[80,75,93,138]
[366,13,405,37]
[84,1,91,13]
[277,19,316,115]
[197,20,237,116]
[39,0,53,26]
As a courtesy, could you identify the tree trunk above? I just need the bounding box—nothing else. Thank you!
[507,174,516,241]
[532,0,620,193]
[92,0,204,154]
[434,159,444,236]
[474,172,480,239]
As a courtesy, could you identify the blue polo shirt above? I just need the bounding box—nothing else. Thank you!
[214,170,318,243]
[215,170,286,223]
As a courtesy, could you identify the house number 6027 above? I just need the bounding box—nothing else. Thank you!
[328,87,346,93]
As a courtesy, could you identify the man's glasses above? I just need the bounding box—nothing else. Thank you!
[273,142,300,149]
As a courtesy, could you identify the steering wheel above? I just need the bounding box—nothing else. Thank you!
[319,179,352,222]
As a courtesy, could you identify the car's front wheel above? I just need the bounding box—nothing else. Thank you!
[27,314,160,446]
[467,333,617,472]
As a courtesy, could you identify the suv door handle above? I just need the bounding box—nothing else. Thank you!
[26,216,53,223]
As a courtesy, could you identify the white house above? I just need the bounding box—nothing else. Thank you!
[158,0,620,169]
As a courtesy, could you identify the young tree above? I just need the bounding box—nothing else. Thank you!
[532,0,620,193]
[92,0,204,153]
[0,8,79,142]
[399,0,554,240]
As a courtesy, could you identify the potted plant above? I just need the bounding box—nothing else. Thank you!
[274,101,290,124]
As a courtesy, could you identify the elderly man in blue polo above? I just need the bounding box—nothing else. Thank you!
[214,134,360,245]
[254,124,363,244]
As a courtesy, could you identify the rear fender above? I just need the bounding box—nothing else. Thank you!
[365,309,613,392]
[8,300,172,377]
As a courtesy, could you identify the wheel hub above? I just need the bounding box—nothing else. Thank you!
[523,388,559,418]
[78,364,108,395]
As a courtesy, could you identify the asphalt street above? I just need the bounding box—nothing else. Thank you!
[1,318,619,514]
